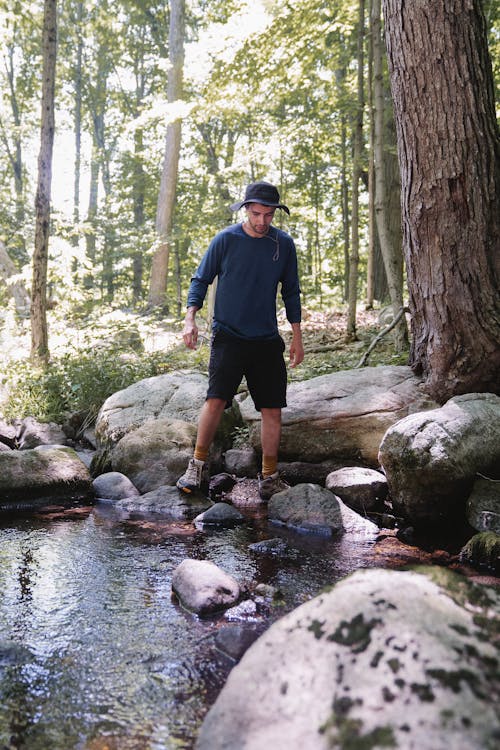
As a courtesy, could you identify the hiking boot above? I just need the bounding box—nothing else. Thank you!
[258,471,290,501]
[176,458,209,494]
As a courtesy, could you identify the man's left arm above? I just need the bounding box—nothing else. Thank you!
[289,322,304,368]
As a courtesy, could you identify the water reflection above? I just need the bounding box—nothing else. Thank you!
[0,503,378,749]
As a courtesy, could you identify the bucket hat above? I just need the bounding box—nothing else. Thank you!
[230,181,290,214]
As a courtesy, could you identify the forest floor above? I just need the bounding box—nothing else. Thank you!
[1,304,410,381]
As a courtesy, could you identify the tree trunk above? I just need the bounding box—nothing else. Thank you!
[346,0,365,341]
[372,0,407,350]
[30,0,57,364]
[2,10,27,262]
[72,0,83,245]
[148,0,186,310]
[84,141,99,289]
[383,0,500,400]
[132,126,145,304]
[0,241,30,313]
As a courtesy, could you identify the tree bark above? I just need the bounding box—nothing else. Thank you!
[72,0,83,244]
[372,0,407,349]
[30,0,57,364]
[148,0,186,310]
[383,0,500,400]
[346,0,365,341]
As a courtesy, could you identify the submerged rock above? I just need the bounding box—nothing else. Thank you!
[114,485,211,520]
[196,567,500,750]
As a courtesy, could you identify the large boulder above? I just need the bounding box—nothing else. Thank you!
[466,476,500,533]
[378,393,500,527]
[238,365,436,466]
[95,370,239,449]
[109,417,197,493]
[0,448,94,512]
[196,567,500,750]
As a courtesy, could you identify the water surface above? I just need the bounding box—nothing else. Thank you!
[0,503,378,749]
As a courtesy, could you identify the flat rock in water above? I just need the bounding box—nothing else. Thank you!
[114,485,211,519]
[195,502,245,527]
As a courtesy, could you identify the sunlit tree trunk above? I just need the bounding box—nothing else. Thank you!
[84,152,99,289]
[148,0,186,310]
[346,0,365,341]
[2,3,28,262]
[31,0,57,364]
[384,0,500,400]
[0,241,30,312]
[72,0,83,246]
[372,0,407,350]
[132,125,145,303]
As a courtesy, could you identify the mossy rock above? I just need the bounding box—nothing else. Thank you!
[460,531,500,574]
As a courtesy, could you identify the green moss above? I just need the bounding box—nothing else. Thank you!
[410,682,435,702]
[413,565,499,610]
[321,715,396,749]
[426,668,483,698]
[308,619,326,640]
[461,532,500,573]
[328,613,382,654]
[387,658,401,673]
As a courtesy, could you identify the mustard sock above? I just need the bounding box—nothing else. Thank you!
[193,445,209,463]
[262,455,278,477]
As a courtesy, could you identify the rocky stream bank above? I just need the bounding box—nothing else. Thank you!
[1,364,499,749]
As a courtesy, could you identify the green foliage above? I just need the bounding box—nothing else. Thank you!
[1,340,209,426]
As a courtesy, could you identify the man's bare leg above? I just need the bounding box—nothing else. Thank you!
[195,397,227,452]
[177,397,226,492]
[260,407,282,477]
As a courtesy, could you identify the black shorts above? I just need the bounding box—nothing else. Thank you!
[207,329,287,411]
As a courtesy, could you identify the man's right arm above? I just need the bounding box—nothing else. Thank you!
[182,305,199,349]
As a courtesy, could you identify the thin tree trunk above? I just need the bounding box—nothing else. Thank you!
[372,0,408,350]
[366,0,375,309]
[335,67,350,303]
[2,9,27,262]
[346,0,365,341]
[72,0,83,245]
[31,0,57,364]
[383,0,500,399]
[84,144,99,289]
[148,0,186,310]
[132,125,145,303]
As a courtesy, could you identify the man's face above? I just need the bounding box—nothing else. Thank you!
[244,203,276,237]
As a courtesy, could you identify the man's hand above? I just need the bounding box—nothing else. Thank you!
[182,307,199,350]
[289,323,304,368]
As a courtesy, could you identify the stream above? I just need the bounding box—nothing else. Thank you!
[0,499,452,750]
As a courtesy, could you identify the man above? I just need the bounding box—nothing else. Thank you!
[176,181,304,500]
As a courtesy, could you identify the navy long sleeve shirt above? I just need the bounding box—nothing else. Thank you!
[187,223,301,340]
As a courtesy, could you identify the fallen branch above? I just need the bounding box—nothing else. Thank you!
[356,306,410,368]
